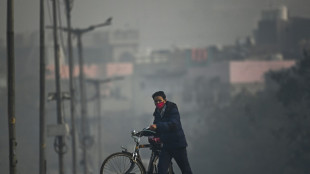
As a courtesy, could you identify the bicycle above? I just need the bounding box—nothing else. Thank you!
[100,128,174,174]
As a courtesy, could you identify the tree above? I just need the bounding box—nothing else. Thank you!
[188,50,310,173]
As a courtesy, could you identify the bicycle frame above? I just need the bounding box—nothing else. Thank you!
[102,129,173,174]
[123,129,170,174]
[128,130,145,162]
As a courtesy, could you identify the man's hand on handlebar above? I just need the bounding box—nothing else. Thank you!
[149,124,157,131]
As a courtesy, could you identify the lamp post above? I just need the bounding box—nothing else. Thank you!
[74,19,112,174]
[7,0,17,173]
[51,17,112,174]
[63,1,77,173]
[51,0,66,174]
[39,0,46,173]
[86,76,124,169]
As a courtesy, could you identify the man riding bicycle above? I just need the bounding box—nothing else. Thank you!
[149,91,193,174]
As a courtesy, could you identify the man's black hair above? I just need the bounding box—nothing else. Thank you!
[152,91,166,100]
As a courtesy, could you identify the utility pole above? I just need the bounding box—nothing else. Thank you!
[53,18,111,174]
[39,0,46,173]
[48,18,112,174]
[74,20,112,174]
[76,31,89,174]
[7,0,17,173]
[95,83,102,165]
[63,1,78,173]
[86,76,124,169]
[51,0,65,174]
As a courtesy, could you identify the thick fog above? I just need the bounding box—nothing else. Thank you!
[1,0,310,48]
[1,0,310,174]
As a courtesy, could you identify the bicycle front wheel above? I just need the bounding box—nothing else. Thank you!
[100,152,146,174]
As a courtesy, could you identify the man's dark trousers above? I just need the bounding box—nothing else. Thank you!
[158,147,192,174]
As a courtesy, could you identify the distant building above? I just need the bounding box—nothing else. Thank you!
[46,62,134,112]
[229,60,295,95]
[150,49,172,63]
[253,5,310,58]
[92,29,139,63]
[131,57,295,114]
[182,60,295,110]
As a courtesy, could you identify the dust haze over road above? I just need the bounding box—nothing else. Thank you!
[1,0,310,174]
[1,0,310,49]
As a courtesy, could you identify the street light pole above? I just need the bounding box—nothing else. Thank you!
[7,0,17,173]
[63,1,78,173]
[76,32,90,174]
[71,19,112,174]
[39,0,46,173]
[95,83,102,165]
[46,17,112,174]
[51,0,65,174]
[86,76,124,169]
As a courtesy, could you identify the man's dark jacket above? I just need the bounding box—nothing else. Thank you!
[153,101,188,149]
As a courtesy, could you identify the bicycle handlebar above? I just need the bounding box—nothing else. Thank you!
[131,128,156,137]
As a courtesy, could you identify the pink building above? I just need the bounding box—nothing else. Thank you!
[186,60,296,96]
[229,60,295,84]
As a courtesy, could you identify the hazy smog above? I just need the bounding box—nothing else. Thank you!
[1,0,310,174]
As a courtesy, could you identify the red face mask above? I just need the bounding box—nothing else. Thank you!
[156,101,165,109]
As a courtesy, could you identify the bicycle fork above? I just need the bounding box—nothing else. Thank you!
[125,156,139,174]
[125,145,140,174]
[125,161,137,174]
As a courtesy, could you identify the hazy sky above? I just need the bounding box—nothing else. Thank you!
[1,0,310,50]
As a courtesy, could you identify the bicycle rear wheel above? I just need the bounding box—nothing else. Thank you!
[100,152,146,174]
